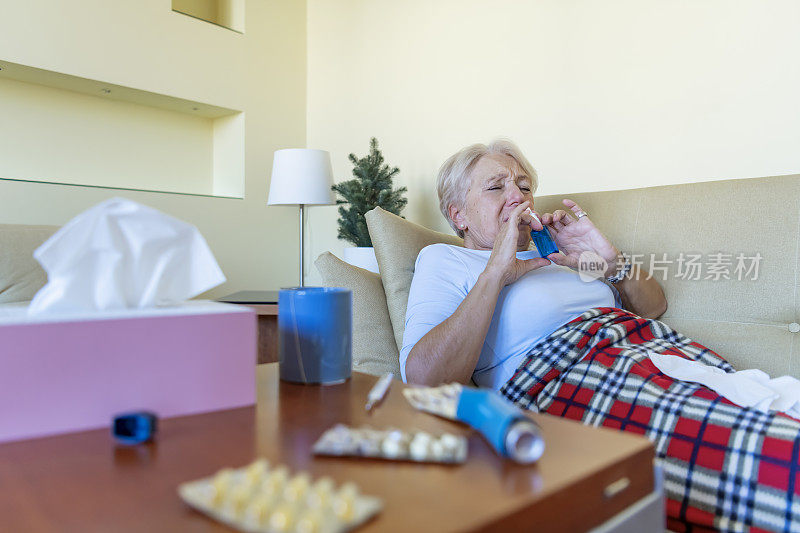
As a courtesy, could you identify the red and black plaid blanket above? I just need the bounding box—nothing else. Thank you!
[500,307,800,533]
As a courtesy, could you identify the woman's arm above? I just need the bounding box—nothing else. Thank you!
[404,270,504,385]
[404,201,550,386]
[610,265,667,319]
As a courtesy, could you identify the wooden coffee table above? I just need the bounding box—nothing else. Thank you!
[0,364,661,532]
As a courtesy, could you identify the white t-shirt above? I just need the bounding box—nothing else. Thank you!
[399,243,620,389]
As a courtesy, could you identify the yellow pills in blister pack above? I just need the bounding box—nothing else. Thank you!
[178,459,382,533]
[402,383,463,420]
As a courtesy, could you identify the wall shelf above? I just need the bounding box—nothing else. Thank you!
[0,60,244,198]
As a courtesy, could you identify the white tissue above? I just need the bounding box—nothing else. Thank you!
[28,197,226,315]
[649,352,800,418]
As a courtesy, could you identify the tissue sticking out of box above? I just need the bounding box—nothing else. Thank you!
[28,197,226,315]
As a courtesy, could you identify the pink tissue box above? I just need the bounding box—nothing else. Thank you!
[0,301,256,443]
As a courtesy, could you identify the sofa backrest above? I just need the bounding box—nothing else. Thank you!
[534,174,800,378]
[0,224,59,304]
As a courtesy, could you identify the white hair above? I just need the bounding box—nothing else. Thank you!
[436,139,539,238]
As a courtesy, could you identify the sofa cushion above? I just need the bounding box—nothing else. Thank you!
[365,207,463,351]
[0,224,59,304]
[314,251,400,376]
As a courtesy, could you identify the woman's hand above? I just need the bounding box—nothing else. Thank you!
[541,199,620,277]
[542,199,667,318]
[484,201,551,286]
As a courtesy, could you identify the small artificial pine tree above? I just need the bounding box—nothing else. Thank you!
[332,138,408,247]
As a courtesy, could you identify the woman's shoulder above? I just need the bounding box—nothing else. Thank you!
[410,243,472,295]
[416,243,468,266]
[413,244,481,286]
[418,242,461,256]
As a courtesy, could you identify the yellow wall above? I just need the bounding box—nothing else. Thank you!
[0,0,306,296]
[172,0,219,23]
[3,1,799,290]
[172,0,245,33]
[306,0,800,283]
[0,75,216,194]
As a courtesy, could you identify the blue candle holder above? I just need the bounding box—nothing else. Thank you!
[278,287,352,384]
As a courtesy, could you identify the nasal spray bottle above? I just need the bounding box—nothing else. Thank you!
[526,208,559,257]
[403,384,545,464]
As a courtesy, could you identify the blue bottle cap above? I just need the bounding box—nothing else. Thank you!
[112,411,157,445]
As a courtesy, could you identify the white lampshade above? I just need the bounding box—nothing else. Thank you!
[267,148,335,205]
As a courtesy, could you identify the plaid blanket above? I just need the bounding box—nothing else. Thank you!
[500,307,800,533]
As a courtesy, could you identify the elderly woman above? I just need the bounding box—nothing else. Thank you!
[400,140,800,532]
[401,140,665,388]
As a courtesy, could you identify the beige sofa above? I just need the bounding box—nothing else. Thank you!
[0,224,58,305]
[316,174,800,381]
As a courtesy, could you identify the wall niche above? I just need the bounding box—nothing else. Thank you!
[172,0,245,33]
[0,60,244,198]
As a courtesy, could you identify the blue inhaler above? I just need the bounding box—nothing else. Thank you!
[456,388,545,464]
[526,209,559,257]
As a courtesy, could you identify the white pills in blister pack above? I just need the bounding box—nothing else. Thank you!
[313,424,468,464]
[178,459,382,533]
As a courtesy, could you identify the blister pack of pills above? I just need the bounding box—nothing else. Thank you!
[178,459,382,533]
[402,383,463,420]
[313,424,467,464]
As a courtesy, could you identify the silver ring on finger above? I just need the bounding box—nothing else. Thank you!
[575,210,588,219]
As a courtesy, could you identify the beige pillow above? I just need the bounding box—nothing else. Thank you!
[314,252,400,376]
[365,207,463,351]
[0,224,59,304]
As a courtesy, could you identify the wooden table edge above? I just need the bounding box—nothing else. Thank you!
[245,304,278,316]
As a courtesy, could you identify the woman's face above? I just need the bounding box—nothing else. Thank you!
[451,153,534,251]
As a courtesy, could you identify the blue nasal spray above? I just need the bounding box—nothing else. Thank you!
[526,208,559,257]
[403,384,545,463]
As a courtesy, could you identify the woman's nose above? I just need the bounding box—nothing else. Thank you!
[506,183,525,204]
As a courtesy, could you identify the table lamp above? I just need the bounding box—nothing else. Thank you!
[267,149,335,286]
